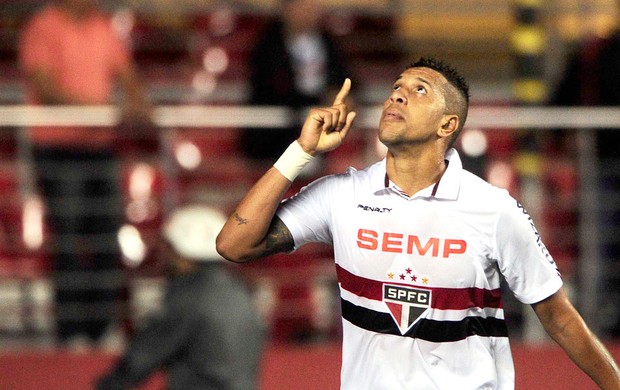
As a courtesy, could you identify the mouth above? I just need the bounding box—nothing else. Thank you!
[382,108,404,121]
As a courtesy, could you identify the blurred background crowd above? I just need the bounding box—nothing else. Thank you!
[0,0,619,388]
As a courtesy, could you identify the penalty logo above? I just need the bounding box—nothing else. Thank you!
[383,284,431,335]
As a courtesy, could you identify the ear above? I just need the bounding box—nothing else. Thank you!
[438,115,459,139]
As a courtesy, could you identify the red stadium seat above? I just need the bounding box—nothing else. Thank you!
[239,243,338,342]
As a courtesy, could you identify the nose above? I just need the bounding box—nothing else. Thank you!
[389,90,407,105]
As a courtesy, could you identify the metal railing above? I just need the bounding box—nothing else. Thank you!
[0,105,618,343]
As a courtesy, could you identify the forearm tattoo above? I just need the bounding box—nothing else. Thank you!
[233,211,248,225]
[264,216,294,255]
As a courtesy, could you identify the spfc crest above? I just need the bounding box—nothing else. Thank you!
[383,284,431,335]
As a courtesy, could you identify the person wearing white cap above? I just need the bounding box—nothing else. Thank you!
[97,204,265,390]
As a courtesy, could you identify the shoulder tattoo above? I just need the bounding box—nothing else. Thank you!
[264,216,294,255]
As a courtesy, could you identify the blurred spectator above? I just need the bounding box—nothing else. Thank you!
[240,0,353,167]
[18,0,153,346]
[96,204,265,390]
[550,27,620,337]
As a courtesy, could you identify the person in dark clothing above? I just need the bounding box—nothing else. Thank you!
[97,205,265,390]
[551,29,620,338]
[552,30,620,156]
[241,0,352,164]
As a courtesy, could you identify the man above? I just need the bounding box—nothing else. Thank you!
[550,21,620,338]
[241,0,352,164]
[18,0,152,345]
[97,204,264,390]
[217,57,620,389]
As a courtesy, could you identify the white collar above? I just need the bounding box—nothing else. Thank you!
[373,148,462,201]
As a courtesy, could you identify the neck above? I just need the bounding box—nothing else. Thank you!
[61,5,92,20]
[285,24,312,38]
[385,143,448,196]
[171,256,198,275]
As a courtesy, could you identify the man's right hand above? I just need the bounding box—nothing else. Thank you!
[297,78,356,156]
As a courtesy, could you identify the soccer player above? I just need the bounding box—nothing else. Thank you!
[216,57,620,389]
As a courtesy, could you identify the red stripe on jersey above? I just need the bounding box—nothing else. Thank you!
[336,264,503,310]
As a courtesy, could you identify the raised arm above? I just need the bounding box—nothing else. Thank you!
[216,79,356,262]
[532,287,620,389]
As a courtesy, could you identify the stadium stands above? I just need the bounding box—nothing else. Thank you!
[0,1,614,344]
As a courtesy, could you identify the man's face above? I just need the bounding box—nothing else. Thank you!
[379,67,448,148]
[284,0,322,33]
[63,0,96,15]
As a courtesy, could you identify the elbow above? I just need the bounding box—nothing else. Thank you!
[215,233,252,263]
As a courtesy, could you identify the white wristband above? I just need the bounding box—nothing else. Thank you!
[273,141,314,181]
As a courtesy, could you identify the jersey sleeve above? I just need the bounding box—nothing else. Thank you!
[18,13,54,74]
[493,195,563,304]
[276,175,336,250]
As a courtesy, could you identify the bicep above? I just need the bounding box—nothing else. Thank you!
[262,216,294,256]
[531,287,583,337]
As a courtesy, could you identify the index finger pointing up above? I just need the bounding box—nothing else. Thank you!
[333,78,351,105]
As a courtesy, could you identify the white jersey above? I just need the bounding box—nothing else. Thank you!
[276,149,562,390]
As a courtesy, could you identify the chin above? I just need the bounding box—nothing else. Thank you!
[378,129,397,146]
